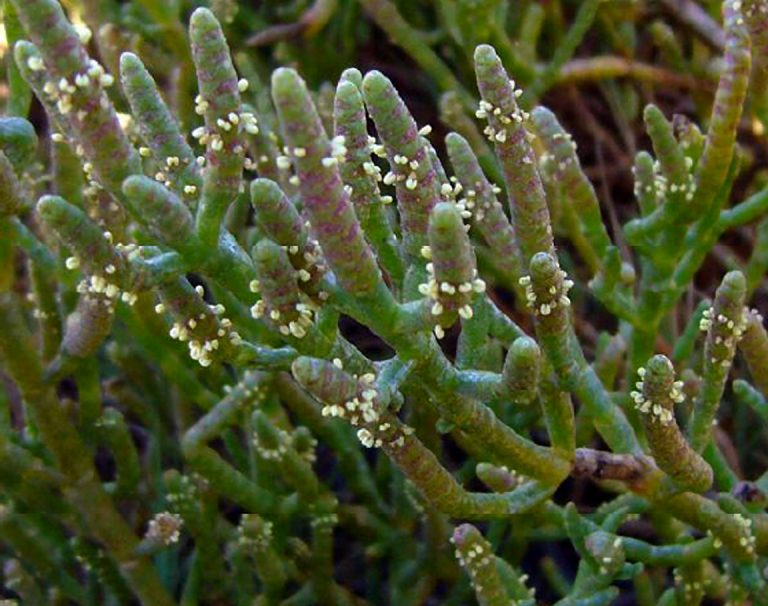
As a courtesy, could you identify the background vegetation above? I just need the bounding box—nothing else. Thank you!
[2,0,768,604]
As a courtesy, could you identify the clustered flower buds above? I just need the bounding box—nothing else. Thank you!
[145,512,183,546]
[631,364,684,425]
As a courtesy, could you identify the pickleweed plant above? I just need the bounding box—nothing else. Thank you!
[3,0,768,604]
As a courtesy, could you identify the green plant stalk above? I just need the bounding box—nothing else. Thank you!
[120,52,202,203]
[740,309,768,396]
[635,355,712,492]
[445,132,524,295]
[362,70,442,265]
[474,44,555,267]
[688,271,746,452]
[10,0,142,195]
[333,73,405,285]
[272,67,384,296]
[452,523,511,606]
[3,1,32,117]
[190,7,244,248]
[532,106,611,274]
